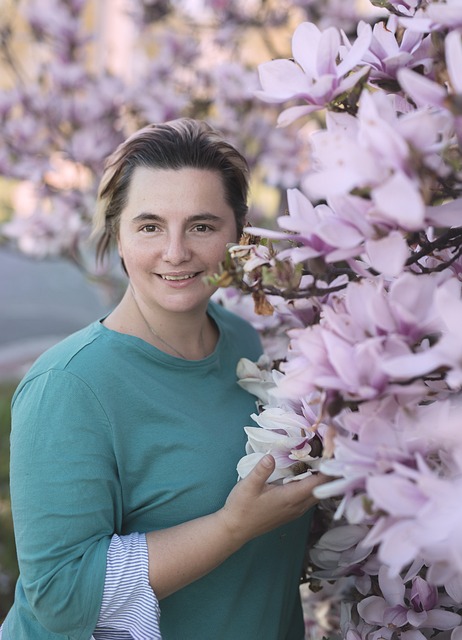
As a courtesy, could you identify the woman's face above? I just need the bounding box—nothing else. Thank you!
[117,166,238,316]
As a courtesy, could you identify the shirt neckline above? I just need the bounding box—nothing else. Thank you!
[97,301,223,368]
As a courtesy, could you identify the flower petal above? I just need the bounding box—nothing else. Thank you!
[397,67,445,108]
[357,596,388,625]
[292,22,321,78]
[425,610,462,631]
[365,231,409,277]
[378,565,405,607]
[257,59,311,102]
[337,22,372,76]
[372,172,425,229]
[315,524,369,552]
[426,199,462,226]
[277,104,321,127]
[317,27,341,76]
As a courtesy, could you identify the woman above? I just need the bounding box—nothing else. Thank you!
[2,119,324,639]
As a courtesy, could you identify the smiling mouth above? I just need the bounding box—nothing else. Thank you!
[160,273,199,281]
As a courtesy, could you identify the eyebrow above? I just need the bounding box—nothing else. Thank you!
[131,212,224,224]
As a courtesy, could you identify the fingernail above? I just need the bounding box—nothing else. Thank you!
[261,455,273,468]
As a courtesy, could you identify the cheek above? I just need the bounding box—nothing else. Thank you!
[215,225,239,260]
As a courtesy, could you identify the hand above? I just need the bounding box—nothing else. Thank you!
[218,454,329,547]
[146,454,328,598]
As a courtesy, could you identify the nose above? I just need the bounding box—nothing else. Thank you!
[162,232,191,265]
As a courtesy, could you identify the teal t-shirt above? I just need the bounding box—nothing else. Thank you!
[4,301,312,640]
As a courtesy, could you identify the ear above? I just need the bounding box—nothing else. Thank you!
[115,233,129,276]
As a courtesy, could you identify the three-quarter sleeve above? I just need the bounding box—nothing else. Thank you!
[94,532,161,639]
[10,370,121,639]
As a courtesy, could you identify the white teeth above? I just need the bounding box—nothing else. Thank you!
[162,274,196,281]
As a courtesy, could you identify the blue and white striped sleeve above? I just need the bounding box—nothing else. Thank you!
[93,532,162,640]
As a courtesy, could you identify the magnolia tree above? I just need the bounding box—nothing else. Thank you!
[210,1,462,638]
[0,0,366,285]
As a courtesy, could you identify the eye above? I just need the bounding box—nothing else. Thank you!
[141,224,160,233]
[193,224,212,233]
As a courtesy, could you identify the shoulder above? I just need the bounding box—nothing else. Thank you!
[11,323,117,441]
[13,321,108,400]
[21,321,103,373]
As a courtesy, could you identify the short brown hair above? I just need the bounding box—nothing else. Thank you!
[93,118,249,263]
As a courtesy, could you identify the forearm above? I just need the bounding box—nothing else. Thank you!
[146,508,242,600]
[146,455,326,601]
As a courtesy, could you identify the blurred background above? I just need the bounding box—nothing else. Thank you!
[0,0,380,624]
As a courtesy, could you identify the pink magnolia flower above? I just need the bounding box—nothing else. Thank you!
[383,277,462,389]
[248,188,365,264]
[256,124,309,189]
[364,231,409,278]
[236,355,281,407]
[400,29,462,100]
[276,274,442,405]
[340,618,378,640]
[361,15,434,84]
[69,123,123,169]
[293,0,364,32]
[310,523,374,589]
[2,199,85,258]
[315,394,462,553]
[363,459,462,581]
[210,61,259,104]
[358,567,461,633]
[236,401,326,483]
[248,188,412,277]
[398,30,462,143]
[313,397,449,516]
[278,322,411,405]
[304,90,453,231]
[256,20,372,125]
[400,0,462,32]
[25,0,82,43]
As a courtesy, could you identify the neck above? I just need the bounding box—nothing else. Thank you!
[128,286,209,360]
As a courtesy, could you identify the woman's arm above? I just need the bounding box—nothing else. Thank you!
[10,371,120,638]
[11,369,324,634]
[147,455,326,599]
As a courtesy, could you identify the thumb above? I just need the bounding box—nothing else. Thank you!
[248,454,275,487]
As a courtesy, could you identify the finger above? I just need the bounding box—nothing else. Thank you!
[247,454,275,489]
[308,472,331,486]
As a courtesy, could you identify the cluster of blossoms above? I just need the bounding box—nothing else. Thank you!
[211,1,462,638]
